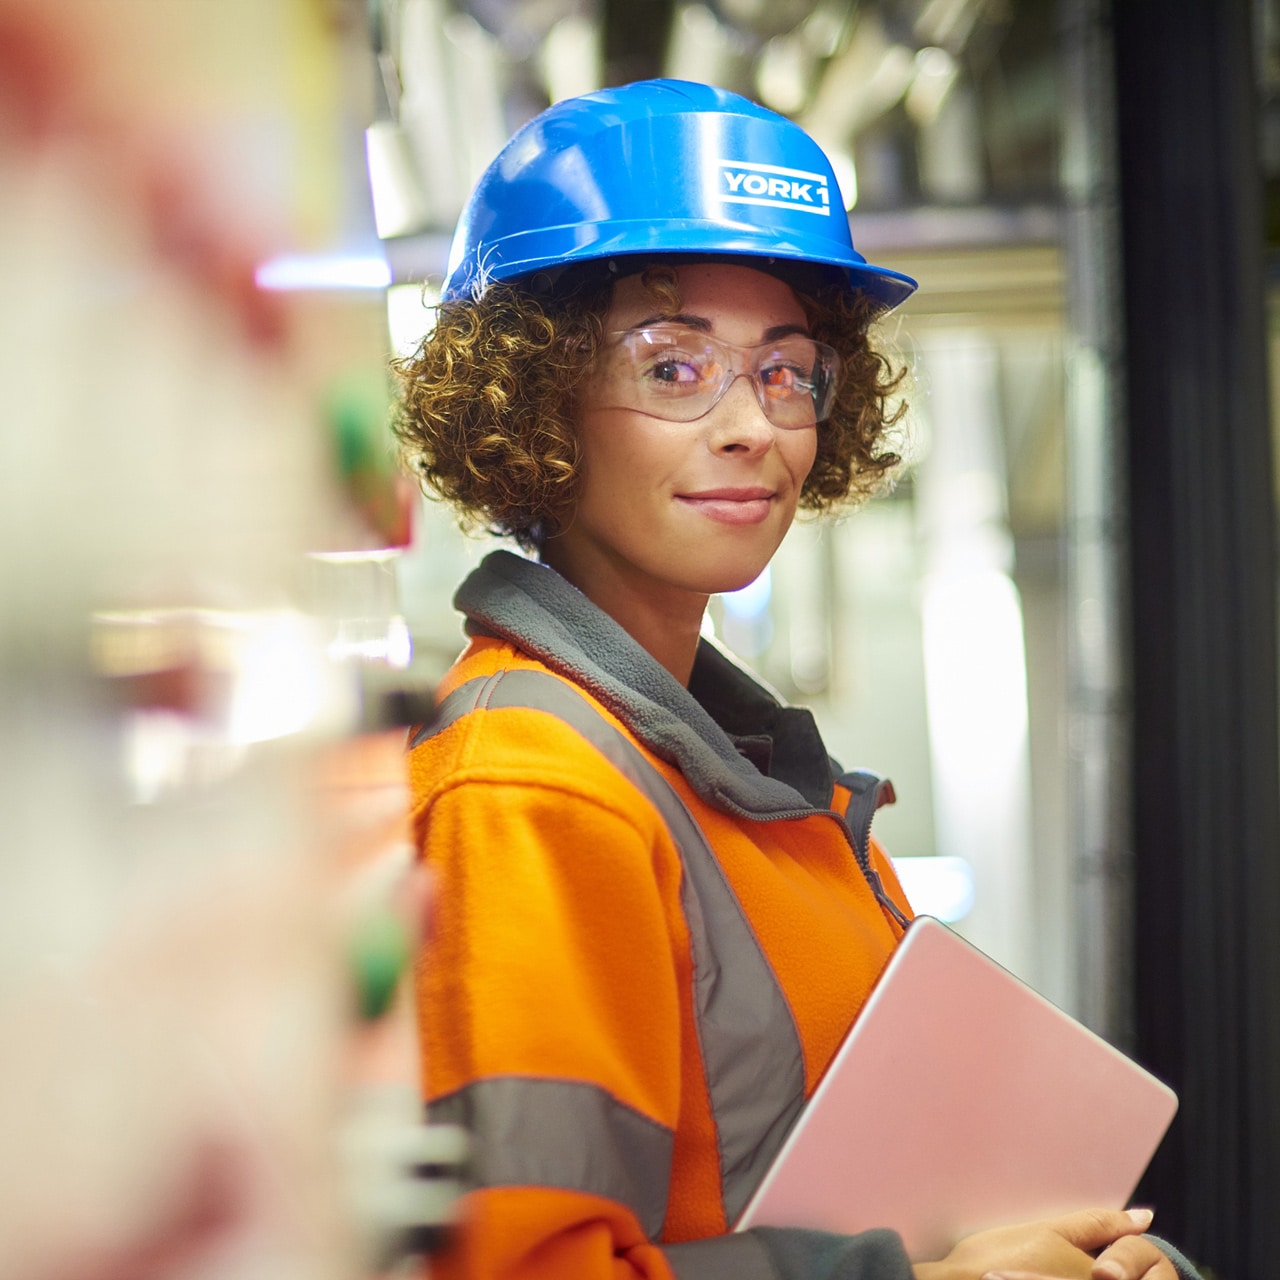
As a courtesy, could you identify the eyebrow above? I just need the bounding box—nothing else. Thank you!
[627,312,812,342]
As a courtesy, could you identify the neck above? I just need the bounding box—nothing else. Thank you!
[539,543,707,686]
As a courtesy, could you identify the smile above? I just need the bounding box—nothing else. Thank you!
[675,487,776,526]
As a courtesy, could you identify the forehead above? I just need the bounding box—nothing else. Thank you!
[605,262,809,338]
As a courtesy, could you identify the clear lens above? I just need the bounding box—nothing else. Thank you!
[597,326,840,427]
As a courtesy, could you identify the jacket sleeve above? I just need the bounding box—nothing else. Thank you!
[1145,1234,1209,1280]
[667,1228,912,1280]
[412,718,914,1280]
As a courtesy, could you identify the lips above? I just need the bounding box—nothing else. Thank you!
[675,486,776,526]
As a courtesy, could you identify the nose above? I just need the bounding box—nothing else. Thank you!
[706,372,776,455]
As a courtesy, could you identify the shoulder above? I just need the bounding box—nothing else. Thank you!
[408,636,663,827]
[434,633,540,694]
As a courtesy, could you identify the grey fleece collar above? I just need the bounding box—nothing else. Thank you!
[453,550,836,817]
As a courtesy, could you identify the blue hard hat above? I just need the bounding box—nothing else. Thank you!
[442,78,917,309]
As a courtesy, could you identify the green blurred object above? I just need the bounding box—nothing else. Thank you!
[324,371,414,547]
[326,370,390,481]
[350,908,410,1021]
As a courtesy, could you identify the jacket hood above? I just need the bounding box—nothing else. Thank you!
[453,550,837,815]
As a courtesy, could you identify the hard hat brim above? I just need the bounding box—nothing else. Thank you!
[444,221,917,309]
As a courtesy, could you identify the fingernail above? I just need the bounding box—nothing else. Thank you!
[1095,1262,1125,1280]
[1126,1206,1154,1229]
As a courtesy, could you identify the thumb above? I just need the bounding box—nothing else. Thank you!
[1050,1207,1154,1252]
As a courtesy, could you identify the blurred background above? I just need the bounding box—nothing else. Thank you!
[2,0,1277,1277]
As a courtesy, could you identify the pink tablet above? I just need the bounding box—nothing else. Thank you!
[735,916,1178,1262]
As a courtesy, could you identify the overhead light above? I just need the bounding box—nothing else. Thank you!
[756,33,810,114]
[365,121,432,239]
[665,4,737,87]
[905,46,960,126]
[542,14,602,103]
[255,254,392,291]
[828,148,859,210]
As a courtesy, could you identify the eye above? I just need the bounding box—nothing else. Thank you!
[644,355,703,385]
[637,348,722,396]
[759,360,809,397]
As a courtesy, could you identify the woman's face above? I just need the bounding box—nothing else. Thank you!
[544,262,818,610]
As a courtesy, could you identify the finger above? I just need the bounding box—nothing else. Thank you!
[1050,1206,1154,1252]
[1092,1233,1177,1280]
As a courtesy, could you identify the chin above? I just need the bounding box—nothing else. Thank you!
[679,557,774,598]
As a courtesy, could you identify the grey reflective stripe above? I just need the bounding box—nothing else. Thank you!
[663,1232,778,1280]
[428,1077,673,1239]
[415,669,807,1225]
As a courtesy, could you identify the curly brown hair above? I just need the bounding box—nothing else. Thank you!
[391,262,906,551]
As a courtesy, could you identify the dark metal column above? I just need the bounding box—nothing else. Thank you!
[1114,1,1280,1274]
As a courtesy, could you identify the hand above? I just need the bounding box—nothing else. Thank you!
[979,1222,1179,1280]
[912,1207,1156,1280]
[1088,1228,1180,1280]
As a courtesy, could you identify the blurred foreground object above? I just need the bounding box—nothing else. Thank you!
[0,1,447,1276]
[321,695,469,1274]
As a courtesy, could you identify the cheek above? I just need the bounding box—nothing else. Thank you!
[577,411,681,496]
[786,431,819,485]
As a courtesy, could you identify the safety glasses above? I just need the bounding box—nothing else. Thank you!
[593,325,841,428]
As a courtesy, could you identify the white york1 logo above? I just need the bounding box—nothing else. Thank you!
[718,160,832,217]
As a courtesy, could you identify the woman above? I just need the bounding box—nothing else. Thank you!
[395,79,1198,1280]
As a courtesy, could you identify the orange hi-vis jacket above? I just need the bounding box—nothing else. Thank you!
[409,551,916,1280]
